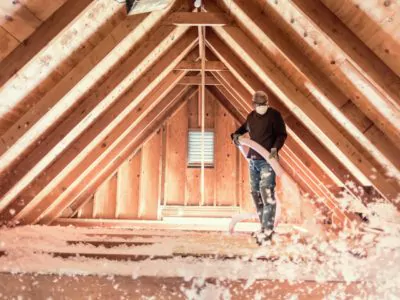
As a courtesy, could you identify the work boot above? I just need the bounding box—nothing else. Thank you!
[255,229,275,246]
[251,229,263,238]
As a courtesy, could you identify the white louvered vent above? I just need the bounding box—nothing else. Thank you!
[188,130,214,167]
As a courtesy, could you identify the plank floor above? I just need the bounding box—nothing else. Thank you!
[0,273,370,300]
[0,225,396,299]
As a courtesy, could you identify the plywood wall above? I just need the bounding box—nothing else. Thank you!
[165,89,243,207]
[215,101,239,206]
[115,150,141,219]
[92,174,117,218]
[138,130,162,220]
[68,90,252,219]
[164,102,188,205]
[71,135,161,220]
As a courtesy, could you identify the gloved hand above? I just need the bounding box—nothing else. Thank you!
[269,148,278,160]
[230,133,241,146]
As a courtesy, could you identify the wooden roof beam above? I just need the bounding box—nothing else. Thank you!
[41,86,197,225]
[175,60,227,71]
[212,72,252,109]
[320,0,400,78]
[0,25,194,210]
[164,12,229,26]
[0,11,168,180]
[16,71,189,225]
[178,75,220,85]
[0,30,198,225]
[0,1,127,136]
[0,0,127,128]
[208,81,249,120]
[297,0,400,92]
[68,87,198,220]
[218,0,400,185]
[203,7,399,204]
[206,46,350,189]
[0,1,42,42]
[205,31,387,206]
[255,0,400,148]
[206,86,246,123]
[15,48,199,225]
[0,0,96,88]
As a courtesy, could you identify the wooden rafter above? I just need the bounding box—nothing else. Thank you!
[175,60,227,71]
[0,30,198,225]
[18,49,199,224]
[165,12,228,26]
[254,0,400,149]
[213,0,399,181]
[0,24,194,199]
[0,0,96,88]
[0,0,127,138]
[207,85,248,121]
[67,86,199,220]
[206,86,245,123]
[292,0,400,105]
[0,0,398,229]
[0,24,191,186]
[43,86,197,225]
[0,11,167,174]
[178,75,220,85]
[202,6,399,204]
[205,32,376,206]
[320,0,400,78]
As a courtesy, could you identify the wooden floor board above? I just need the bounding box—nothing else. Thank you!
[0,273,371,300]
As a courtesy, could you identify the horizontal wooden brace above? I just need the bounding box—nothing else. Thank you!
[178,76,220,85]
[175,60,227,71]
[165,12,228,26]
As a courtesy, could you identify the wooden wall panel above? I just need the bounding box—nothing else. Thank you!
[138,130,162,220]
[185,168,216,206]
[92,174,117,218]
[204,88,216,128]
[215,102,238,206]
[0,27,19,62]
[185,168,200,205]
[182,90,218,206]
[70,87,242,218]
[188,91,199,128]
[77,196,94,218]
[204,168,216,206]
[0,1,42,42]
[187,86,216,129]
[116,150,141,219]
[164,103,188,205]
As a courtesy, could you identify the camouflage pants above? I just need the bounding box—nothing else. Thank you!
[249,159,276,230]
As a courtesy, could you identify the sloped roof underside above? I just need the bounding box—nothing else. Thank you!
[0,0,399,227]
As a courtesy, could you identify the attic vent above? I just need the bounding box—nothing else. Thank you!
[126,0,172,15]
[188,130,214,167]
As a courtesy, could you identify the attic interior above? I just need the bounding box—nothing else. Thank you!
[0,0,399,298]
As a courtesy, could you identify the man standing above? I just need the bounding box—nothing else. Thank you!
[231,91,287,245]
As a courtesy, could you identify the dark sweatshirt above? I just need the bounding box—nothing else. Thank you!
[234,107,287,160]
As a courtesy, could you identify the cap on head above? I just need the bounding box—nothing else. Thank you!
[253,91,269,105]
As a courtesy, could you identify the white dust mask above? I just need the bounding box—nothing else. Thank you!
[255,105,268,115]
